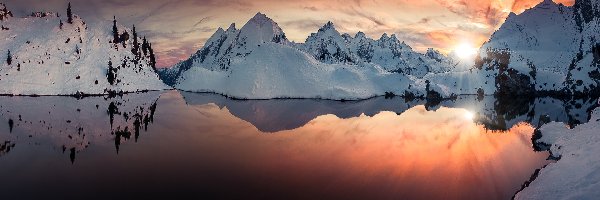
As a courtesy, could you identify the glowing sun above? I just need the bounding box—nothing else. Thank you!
[464,111,474,120]
[454,43,478,60]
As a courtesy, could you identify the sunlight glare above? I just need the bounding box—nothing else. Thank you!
[464,111,474,120]
[455,43,478,60]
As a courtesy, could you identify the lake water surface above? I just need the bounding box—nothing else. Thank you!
[0,91,596,199]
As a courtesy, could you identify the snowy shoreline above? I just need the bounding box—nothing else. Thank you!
[515,107,600,199]
[0,89,174,97]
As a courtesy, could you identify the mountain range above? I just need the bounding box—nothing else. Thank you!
[1,1,600,100]
[159,0,600,100]
[158,12,469,100]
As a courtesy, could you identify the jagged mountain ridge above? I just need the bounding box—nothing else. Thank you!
[0,3,169,95]
[159,12,459,87]
[161,0,600,100]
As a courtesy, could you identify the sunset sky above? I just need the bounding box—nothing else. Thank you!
[6,0,574,67]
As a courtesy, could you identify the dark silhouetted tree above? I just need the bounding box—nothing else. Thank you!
[120,30,129,48]
[142,36,149,56]
[6,50,11,65]
[112,16,119,44]
[67,2,73,24]
[59,19,63,29]
[132,25,139,58]
[148,43,156,71]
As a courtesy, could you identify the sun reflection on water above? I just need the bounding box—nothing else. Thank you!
[177,103,550,200]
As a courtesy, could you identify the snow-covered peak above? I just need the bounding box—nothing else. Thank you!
[506,12,517,20]
[204,27,226,46]
[239,12,287,44]
[303,21,354,64]
[215,27,225,34]
[226,23,236,32]
[425,48,444,61]
[341,33,352,41]
[355,31,366,39]
[320,21,336,31]
[377,33,402,46]
[379,33,389,41]
[0,3,13,21]
[377,33,407,49]
[310,21,342,39]
[248,12,270,24]
[527,0,564,14]
[540,0,556,6]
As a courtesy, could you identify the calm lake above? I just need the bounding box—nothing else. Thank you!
[0,90,596,199]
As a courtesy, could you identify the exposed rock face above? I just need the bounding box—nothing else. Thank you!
[479,0,600,96]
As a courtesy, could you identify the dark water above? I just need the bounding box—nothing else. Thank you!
[0,91,596,199]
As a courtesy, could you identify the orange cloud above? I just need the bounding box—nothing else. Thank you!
[427,31,454,47]
[511,0,574,13]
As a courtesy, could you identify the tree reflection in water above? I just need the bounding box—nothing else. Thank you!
[0,91,162,162]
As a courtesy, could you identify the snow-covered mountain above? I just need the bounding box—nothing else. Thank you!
[299,22,458,77]
[160,0,600,100]
[159,13,461,100]
[475,0,600,96]
[0,3,169,95]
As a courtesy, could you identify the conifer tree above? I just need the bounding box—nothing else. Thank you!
[60,19,63,29]
[67,2,73,24]
[120,30,129,48]
[148,43,156,71]
[132,25,139,57]
[112,16,119,44]
[142,36,149,56]
[6,50,11,65]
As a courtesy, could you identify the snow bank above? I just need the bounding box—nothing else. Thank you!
[515,106,600,199]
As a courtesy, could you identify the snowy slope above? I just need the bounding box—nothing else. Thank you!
[515,105,600,199]
[176,42,422,100]
[161,13,461,100]
[0,4,169,95]
[477,0,600,95]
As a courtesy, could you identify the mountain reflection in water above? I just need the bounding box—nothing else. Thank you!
[0,91,596,199]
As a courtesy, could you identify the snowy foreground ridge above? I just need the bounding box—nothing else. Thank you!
[0,4,169,95]
[515,107,600,199]
[161,0,600,100]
